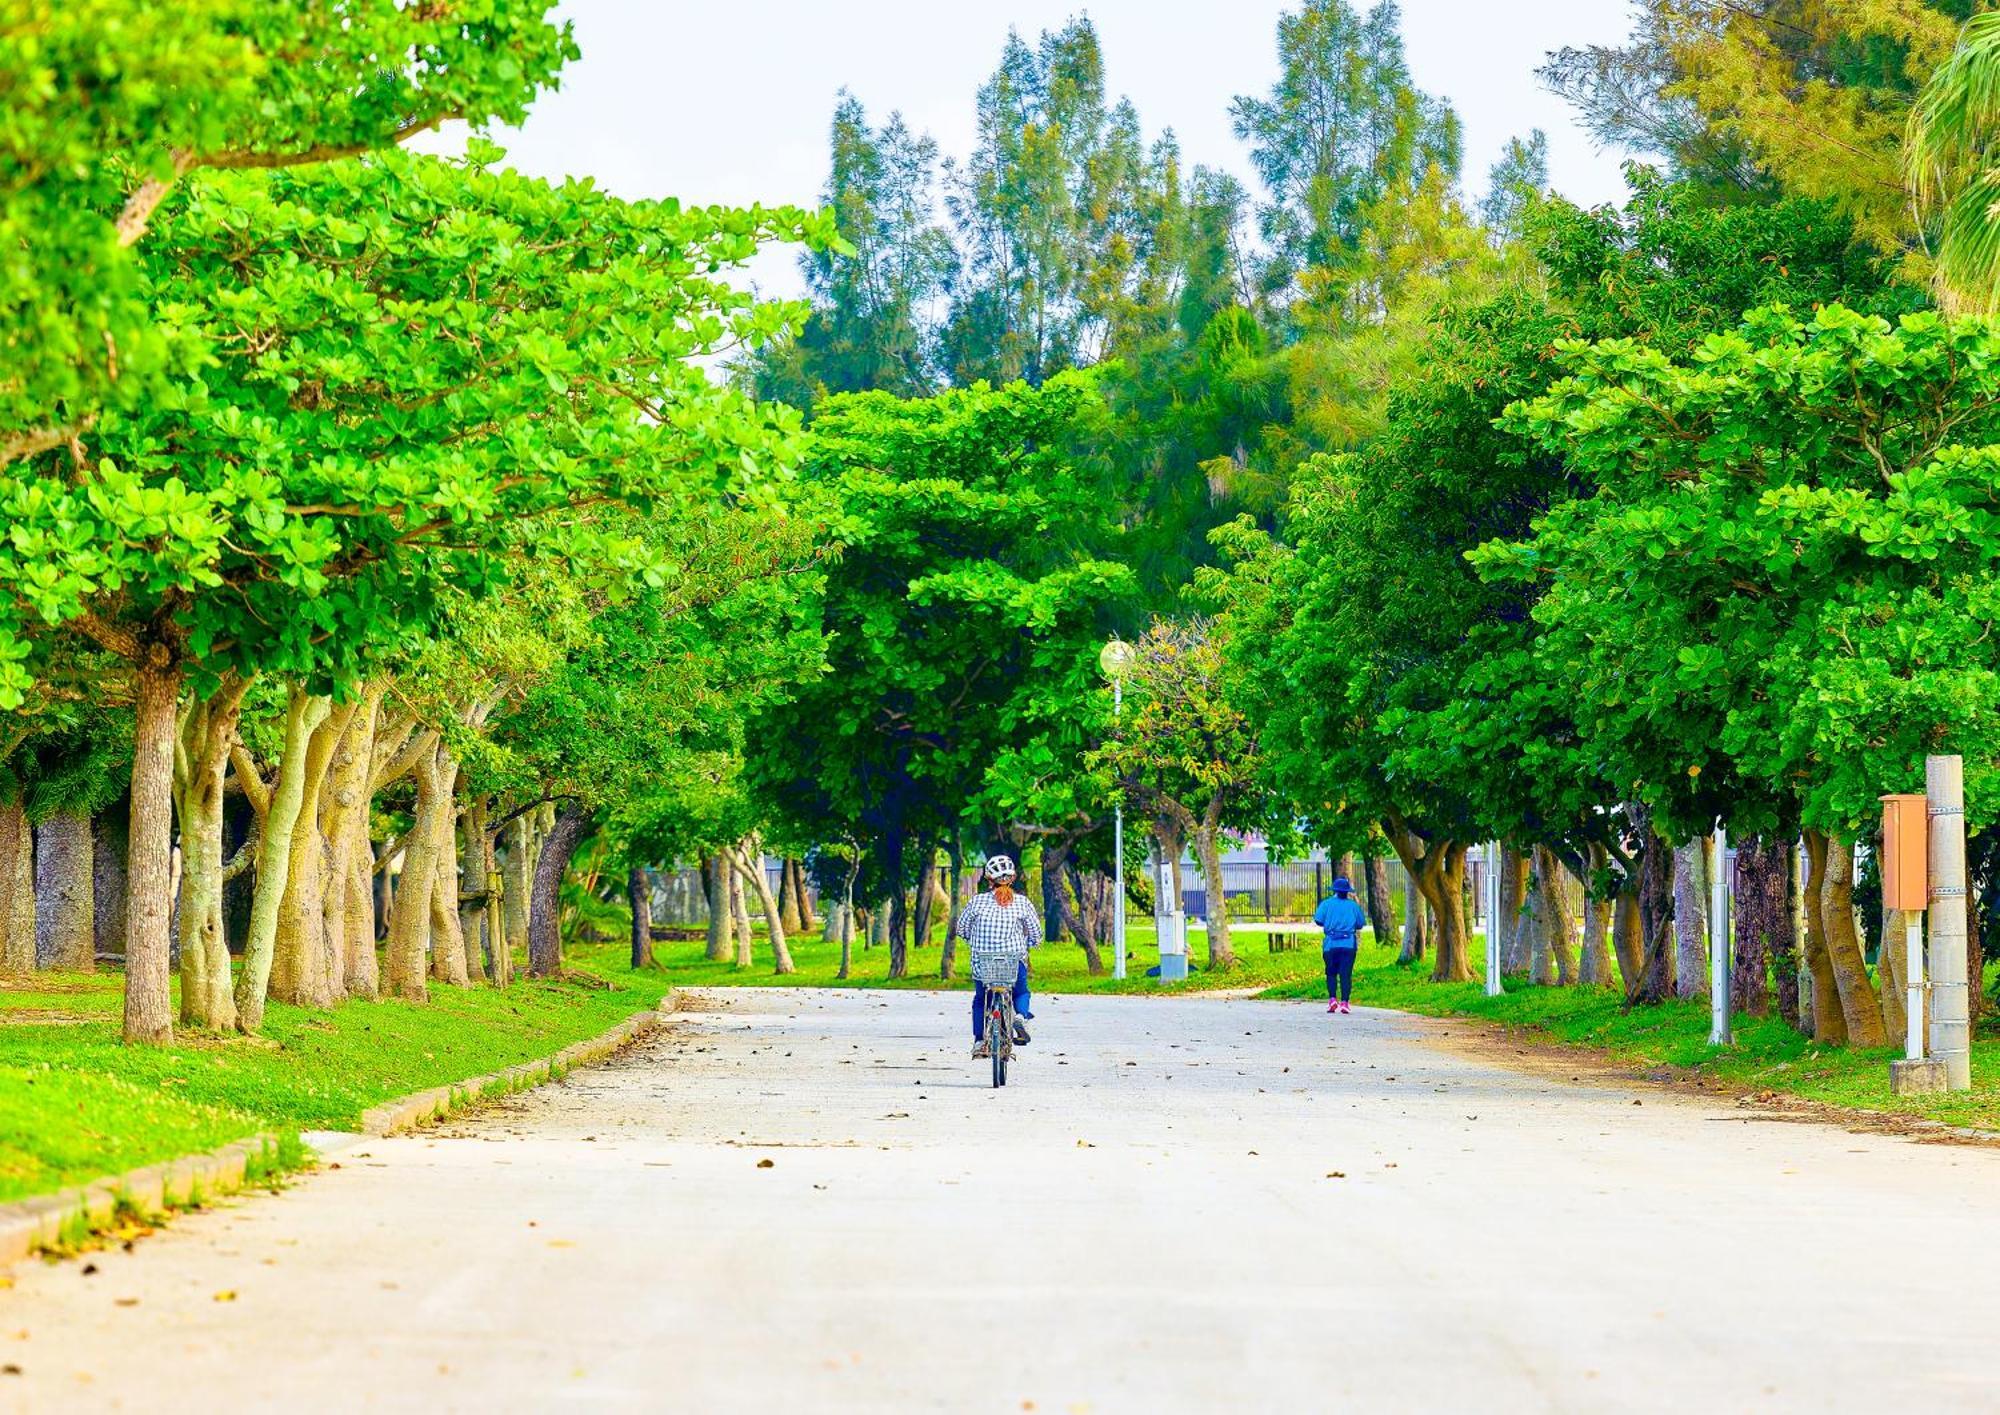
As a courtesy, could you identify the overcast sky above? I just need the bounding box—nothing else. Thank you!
[451,0,1643,296]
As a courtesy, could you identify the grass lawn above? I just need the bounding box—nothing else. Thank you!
[674,911,2000,1132]
[0,947,670,1204]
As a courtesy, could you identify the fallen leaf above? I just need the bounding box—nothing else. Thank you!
[80,1264,98,1277]
[114,1298,139,1308]
[757,1158,775,1169]
[1326,1172,1346,1179]
[547,1239,575,1249]
[212,1291,237,1303]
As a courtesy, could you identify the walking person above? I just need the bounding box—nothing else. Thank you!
[1313,874,1367,1014]
[951,854,1039,1056]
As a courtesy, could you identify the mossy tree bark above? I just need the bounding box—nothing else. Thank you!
[234,687,330,1032]
[1799,831,1845,1043]
[174,677,248,1030]
[1413,842,1472,983]
[527,803,588,978]
[628,866,656,970]
[1498,844,1530,974]
[1576,844,1614,988]
[0,798,32,974]
[1820,833,1884,1046]
[1363,854,1396,947]
[35,809,94,972]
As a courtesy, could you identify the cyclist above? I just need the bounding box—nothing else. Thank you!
[953,854,1040,1057]
[1313,874,1368,1014]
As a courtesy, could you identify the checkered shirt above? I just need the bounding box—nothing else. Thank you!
[953,889,1042,968]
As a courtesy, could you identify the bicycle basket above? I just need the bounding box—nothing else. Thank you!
[971,952,1023,986]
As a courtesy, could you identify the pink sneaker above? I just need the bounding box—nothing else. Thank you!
[1326,1000,1339,1013]
[1339,1001,1353,1014]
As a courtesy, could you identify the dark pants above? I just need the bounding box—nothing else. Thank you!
[1323,946,1356,1002]
[972,961,1031,1039]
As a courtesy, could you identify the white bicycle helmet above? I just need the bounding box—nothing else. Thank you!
[983,854,1018,882]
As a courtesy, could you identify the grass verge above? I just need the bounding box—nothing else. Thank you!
[0,946,669,1204]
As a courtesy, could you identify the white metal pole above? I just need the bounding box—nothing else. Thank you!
[1485,841,1503,997]
[1906,912,1925,1063]
[1112,679,1126,981]
[1926,755,1972,1090]
[1708,827,1731,1046]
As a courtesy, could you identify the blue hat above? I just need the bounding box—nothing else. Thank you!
[1332,876,1353,894]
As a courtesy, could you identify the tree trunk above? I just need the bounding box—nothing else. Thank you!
[236,689,332,1031]
[729,859,754,968]
[428,780,469,986]
[1820,833,1884,1046]
[732,838,794,974]
[702,854,731,962]
[1498,844,1530,974]
[1040,840,1069,945]
[1400,860,1429,965]
[887,883,909,979]
[1672,837,1708,1000]
[326,688,380,998]
[628,866,656,969]
[939,847,962,981]
[777,857,803,934]
[1194,821,1236,971]
[0,799,32,974]
[1532,846,1574,985]
[1878,905,1909,1050]
[381,741,446,1002]
[1363,853,1396,945]
[1612,889,1645,998]
[1578,843,1615,987]
[120,657,180,1041]
[527,804,588,978]
[174,679,246,1030]
[35,810,94,971]
[1416,843,1472,983]
[271,699,351,1009]
[1732,835,1782,1018]
[1799,831,1845,1044]
[1631,815,1676,1005]
[503,811,534,960]
[92,813,127,964]
[911,835,941,951]
[1060,860,1107,975]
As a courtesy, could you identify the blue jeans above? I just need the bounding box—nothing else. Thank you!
[972,961,1031,1039]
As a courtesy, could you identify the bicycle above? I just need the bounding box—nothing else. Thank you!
[973,952,1023,1088]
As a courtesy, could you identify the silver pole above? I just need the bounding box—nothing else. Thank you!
[1112,679,1125,981]
[1926,755,1971,1090]
[1485,841,1503,997]
[1708,827,1731,1046]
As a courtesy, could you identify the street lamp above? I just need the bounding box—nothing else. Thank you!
[1099,637,1136,980]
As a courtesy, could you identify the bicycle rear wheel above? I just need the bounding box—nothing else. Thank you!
[988,1004,1007,1087]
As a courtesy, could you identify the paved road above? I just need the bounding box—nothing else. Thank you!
[7,988,2000,1413]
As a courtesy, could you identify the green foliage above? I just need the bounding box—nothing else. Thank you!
[0,0,576,459]
[0,147,836,703]
[1489,303,2000,836]
[746,374,1135,896]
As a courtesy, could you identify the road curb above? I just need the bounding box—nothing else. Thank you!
[356,992,680,1136]
[0,992,679,1267]
[0,1133,285,1269]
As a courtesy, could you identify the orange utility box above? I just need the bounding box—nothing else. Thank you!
[1880,793,1929,912]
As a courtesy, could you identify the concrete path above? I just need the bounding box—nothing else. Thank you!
[6,988,1999,1413]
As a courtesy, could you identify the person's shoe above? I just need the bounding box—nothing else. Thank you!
[972,1040,991,1058]
[1020,1010,1035,1021]
[1011,1021,1031,1045]
[1339,1001,1353,1014]
[1327,1000,1339,1013]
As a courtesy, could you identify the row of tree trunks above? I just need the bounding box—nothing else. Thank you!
[1531,845,1578,985]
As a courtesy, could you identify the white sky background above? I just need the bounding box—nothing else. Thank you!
[449,0,1643,299]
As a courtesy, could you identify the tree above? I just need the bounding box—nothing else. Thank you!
[1908,10,2000,311]
[0,0,575,469]
[745,374,1135,978]
[1230,0,1461,314]
[1490,303,2000,1041]
[0,147,833,1040]
[1094,619,1265,971]
[750,93,955,407]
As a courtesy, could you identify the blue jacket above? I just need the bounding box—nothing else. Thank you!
[1313,895,1367,951]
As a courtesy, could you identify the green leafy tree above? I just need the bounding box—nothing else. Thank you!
[745,373,1135,978]
[0,147,832,1041]
[0,0,575,466]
